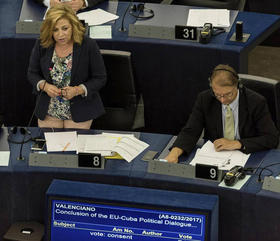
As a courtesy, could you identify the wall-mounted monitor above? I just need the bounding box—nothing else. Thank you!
[46,180,219,241]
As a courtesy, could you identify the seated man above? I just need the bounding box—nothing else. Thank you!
[165,64,279,163]
[34,0,104,12]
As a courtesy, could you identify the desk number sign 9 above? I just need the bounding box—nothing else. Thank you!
[175,26,198,41]
[195,164,219,181]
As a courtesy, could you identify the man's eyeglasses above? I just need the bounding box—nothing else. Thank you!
[213,88,235,99]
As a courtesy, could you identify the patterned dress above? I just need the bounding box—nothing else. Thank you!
[48,51,72,120]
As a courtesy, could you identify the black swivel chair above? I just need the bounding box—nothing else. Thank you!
[170,0,246,10]
[0,114,3,127]
[93,49,141,131]
[239,74,280,130]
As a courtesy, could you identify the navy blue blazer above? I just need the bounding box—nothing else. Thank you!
[173,87,279,154]
[28,36,106,122]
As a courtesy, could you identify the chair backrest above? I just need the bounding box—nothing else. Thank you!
[171,0,246,10]
[93,49,139,131]
[239,74,280,129]
[0,114,3,127]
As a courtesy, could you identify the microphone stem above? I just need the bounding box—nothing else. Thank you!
[119,1,133,32]
[17,81,47,161]
[17,132,26,160]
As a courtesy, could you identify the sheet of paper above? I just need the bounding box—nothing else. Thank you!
[196,140,232,158]
[187,9,230,27]
[90,25,112,39]
[113,136,149,163]
[84,135,118,156]
[101,133,136,159]
[0,151,10,166]
[77,135,113,155]
[77,8,119,26]
[44,131,77,152]
[78,133,149,162]
[190,140,250,170]
[102,132,135,138]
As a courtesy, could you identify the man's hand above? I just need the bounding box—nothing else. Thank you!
[165,147,183,163]
[213,138,242,152]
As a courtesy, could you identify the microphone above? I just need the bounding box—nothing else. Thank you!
[119,1,134,32]
[17,63,52,160]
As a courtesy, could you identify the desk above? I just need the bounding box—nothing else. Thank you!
[1,127,280,241]
[1,1,280,134]
[0,127,173,239]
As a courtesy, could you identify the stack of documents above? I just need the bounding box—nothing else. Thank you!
[190,141,250,170]
[44,131,149,163]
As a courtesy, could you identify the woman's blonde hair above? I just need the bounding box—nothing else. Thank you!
[40,5,85,48]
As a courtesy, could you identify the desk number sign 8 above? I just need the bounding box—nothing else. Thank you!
[195,164,219,180]
[175,26,198,41]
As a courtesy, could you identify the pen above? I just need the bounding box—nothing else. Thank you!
[62,142,70,152]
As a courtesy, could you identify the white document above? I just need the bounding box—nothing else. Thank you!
[187,9,230,27]
[44,131,77,152]
[190,140,250,170]
[113,136,149,163]
[90,25,112,39]
[77,135,113,156]
[0,151,10,166]
[78,133,149,162]
[101,132,135,138]
[77,8,119,26]
[84,134,118,156]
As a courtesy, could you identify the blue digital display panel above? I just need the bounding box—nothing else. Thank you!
[49,199,208,241]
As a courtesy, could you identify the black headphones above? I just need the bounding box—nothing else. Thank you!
[129,3,154,20]
[209,68,242,89]
[7,127,32,144]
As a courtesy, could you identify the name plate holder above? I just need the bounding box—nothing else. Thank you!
[262,176,280,193]
[16,20,42,34]
[148,160,195,179]
[29,152,105,169]
[129,24,174,40]
[129,25,198,42]
[148,160,224,181]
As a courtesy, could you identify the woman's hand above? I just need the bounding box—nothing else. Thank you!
[62,86,84,100]
[41,82,61,98]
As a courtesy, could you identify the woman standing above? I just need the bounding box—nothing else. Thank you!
[28,5,106,129]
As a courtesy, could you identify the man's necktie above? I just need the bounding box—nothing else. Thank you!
[224,105,235,140]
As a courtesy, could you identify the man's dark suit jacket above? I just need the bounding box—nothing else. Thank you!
[34,0,104,8]
[28,36,106,122]
[173,87,279,154]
